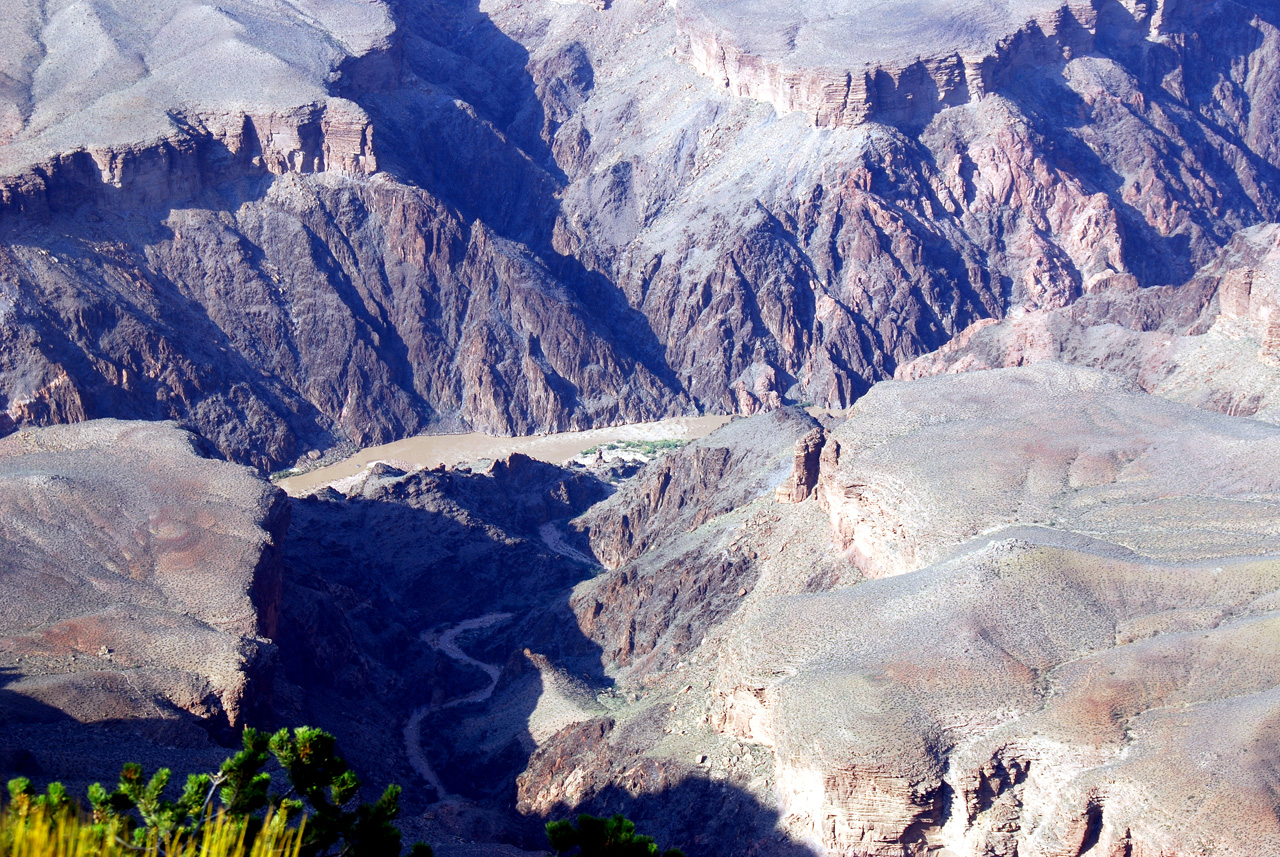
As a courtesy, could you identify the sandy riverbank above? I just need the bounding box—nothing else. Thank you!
[277,415,734,496]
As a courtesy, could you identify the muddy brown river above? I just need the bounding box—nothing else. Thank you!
[277,415,734,496]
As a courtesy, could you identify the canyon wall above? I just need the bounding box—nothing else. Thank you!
[677,0,1106,129]
[0,0,1278,469]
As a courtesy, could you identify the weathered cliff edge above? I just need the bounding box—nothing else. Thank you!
[0,420,286,765]
[678,0,1187,128]
[0,101,378,221]
[0,0,392,215]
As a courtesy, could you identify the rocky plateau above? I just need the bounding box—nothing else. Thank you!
[0,419,284,784]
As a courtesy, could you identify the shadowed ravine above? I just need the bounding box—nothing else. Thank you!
[404,612,514,801]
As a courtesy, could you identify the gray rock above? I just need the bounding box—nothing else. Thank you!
[524,365,1280,856]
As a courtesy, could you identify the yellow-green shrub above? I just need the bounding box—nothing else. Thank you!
[4,726,429,857]
[0,805,303,857]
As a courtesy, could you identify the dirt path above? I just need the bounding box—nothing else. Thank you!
[403,613,513,801]
[538,522,597,567]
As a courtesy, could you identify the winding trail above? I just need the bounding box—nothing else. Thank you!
[539,522,598,566]
[403,612,513,801]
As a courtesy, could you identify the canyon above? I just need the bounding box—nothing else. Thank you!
[2,0,1280,855]
[7,362,1280,855]
[4,0,1280,471]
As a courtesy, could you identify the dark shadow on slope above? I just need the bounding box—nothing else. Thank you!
[273,455,821,857]
[273,459,613,811]
[537,778,821,857]
[339,0,687,399]
[0,158,344,471]
[0,667,246,801]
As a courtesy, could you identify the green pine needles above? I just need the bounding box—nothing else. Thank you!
[545,814,684,857]
[4,727,431,857]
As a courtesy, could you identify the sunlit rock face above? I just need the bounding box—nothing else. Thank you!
[0,419,285,745]
[814,362,1280,579]
[510,366,1280,857]
[677,0,1104,128]
[0,0,392,182]
[898,224,1280,420]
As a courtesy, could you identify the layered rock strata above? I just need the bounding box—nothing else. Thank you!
[514,366,1280,857]
[4,0,1280,470]
[0,0,393,181]
[0,102,379,222]
[677,0,1109,128]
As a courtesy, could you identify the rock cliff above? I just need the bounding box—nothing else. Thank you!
[512,365,1280,857]
[1,0,1279,470]
[0,0,392,181]
[573,408,821,673]
[576,408,819,569]
[677,0,1103,129]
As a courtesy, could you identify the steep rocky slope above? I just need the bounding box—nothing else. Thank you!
[0,419,285,785]
[5,373,1280,856]
[513,365,1280,857]
[899,222,1280,420]
[4,0,1280,469]
[0,417,613,850]
[0,0,688,471]
[572,408,823,673]
[482,0,1280,409]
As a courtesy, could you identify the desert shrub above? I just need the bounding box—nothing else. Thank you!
[3,727,430,857]
[545,814,684,857]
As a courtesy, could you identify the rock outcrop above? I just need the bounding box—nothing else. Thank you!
[512,366,1280,857]
[898,223,1280,420]
[677,0,1105,129]
[577,409,819,569]
[775,426,825,504]
[0,419,285,776]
